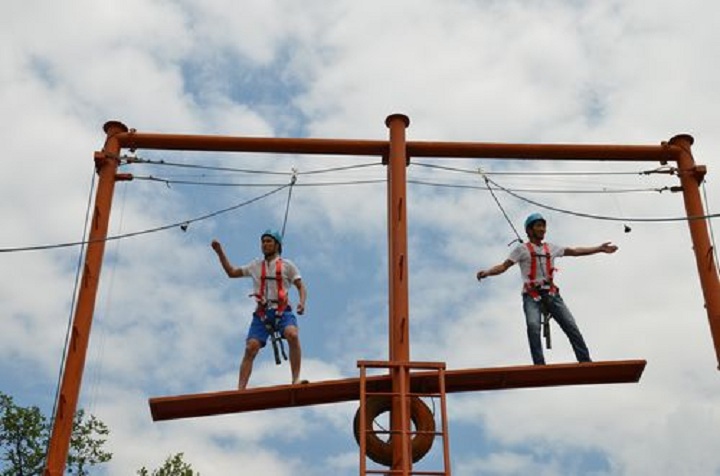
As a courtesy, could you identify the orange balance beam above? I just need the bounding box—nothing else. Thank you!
[149,360,645,421]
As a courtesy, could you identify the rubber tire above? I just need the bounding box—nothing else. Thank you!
[353,396,435,466]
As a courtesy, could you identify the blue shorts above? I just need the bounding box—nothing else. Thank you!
[246,307,298,347]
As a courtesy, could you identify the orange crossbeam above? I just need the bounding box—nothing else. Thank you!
[149,360,645,421]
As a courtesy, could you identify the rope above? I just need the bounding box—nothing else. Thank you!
[0,184,291,253]
[484,175,720,223]
[281,169,297,238]
[478,167,523,245]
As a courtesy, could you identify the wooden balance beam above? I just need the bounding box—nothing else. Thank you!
[149,360,645,421]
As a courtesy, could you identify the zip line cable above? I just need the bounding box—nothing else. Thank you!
[411,161,676,177]
[409,162,676,193]
[126,155,673,194]
[0,183,291,254]
[280,169,297,237]
[483,175,720,223]
[45,165,97,465]
[478,167,523,244]
[132,175,387,188]
[132,173,668,194]
[407,179,669,194]
[127,154,677,179]
[123,155,289,175]
[123,155,381,176]
[292,162,381,175]
[6,161,712,253]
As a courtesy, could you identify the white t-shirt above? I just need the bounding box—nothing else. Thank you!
[508,242,565,288]
[239,257,301,303]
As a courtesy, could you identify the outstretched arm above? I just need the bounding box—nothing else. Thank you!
[293,278,307,315]
[476,259,515,281]
[564,242,618,257]
[211,240,244,278]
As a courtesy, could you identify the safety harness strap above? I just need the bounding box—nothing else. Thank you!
[258,258,288,312]
[257,258,289,365]
[524,242,557,300]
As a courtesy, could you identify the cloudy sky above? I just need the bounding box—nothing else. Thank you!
[2,1,720,475]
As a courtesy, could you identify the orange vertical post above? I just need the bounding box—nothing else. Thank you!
[670,134,720,368]
[44,121,128,475]
[385,114,411,474]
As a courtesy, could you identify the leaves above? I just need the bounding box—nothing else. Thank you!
[0,392,112,475]
[67,409,112,475]
[0,392,48,476]
[2,392,198,475]
[137,452,200,476]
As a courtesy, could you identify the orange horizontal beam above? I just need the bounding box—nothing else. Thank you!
[107,121,680,162]
[106,123,387,156]
[149,360,645,421]
[406,141,679,162]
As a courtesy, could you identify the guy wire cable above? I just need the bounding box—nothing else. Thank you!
[701,181,720,270]
[45,164,97,465]
[87,180,129,414]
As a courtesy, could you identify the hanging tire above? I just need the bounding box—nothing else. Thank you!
[353,396,435,466]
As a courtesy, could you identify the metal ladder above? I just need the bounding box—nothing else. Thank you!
[357,360,451,476]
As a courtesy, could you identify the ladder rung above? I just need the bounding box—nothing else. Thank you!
[359,361,450,476]
[364,391,443,398]
[362,429,445,437]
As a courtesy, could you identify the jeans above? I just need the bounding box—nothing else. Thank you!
[522,291,591,365]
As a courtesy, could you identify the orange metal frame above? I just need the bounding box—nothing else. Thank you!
[43,117,719,475]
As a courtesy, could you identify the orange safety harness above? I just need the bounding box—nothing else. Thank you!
[523,242,557,349]
[255,257,288,315]
[253,257,289,364]
[523,242,558,301]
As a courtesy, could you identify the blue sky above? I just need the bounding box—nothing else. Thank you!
[2,1,720,475]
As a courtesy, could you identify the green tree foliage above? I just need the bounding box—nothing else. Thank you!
[137,453,200,476]
[0,392,112,475]
[67,409,112,475]
[0,393,47,475]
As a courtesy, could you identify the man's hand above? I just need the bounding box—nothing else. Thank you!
[599,242,618,254]
[476,270,488,281]
[296,302,305,315]
[211,239,222,253]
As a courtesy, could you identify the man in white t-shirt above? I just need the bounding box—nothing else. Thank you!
[212,230,307,389]
[476,213,618,365]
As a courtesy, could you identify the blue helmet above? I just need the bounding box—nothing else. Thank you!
[261,229,283,253]
[524,213,546,230]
